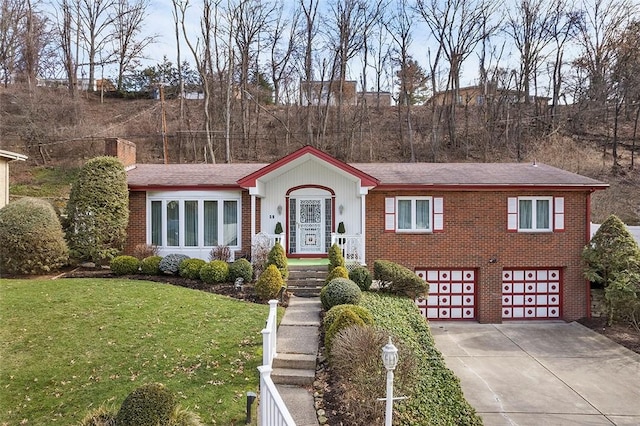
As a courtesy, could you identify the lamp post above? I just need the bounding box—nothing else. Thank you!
[381,337,398,426]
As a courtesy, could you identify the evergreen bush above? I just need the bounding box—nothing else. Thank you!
[255,264,284,300]
[115,383,176,426]
[64,156,129,263]
[349,266,373,291]
[324,309,364,354]
[374,260,428,299]
[0,197,68,275]
[320,277,362,310]
[159,254,190,275]
[324,304,374,331]
[327,243,345,272]
[179,258,206,280]
[229,258,253,283]
[110,255,141,275]
[266,242,288,279]
[325,265,349,285]
[199,260,229,283]
[140,256,162,275]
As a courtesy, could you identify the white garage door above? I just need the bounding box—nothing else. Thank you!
[502,269,562,319]
[415,269,476,320]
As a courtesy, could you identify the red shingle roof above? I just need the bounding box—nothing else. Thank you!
[127,161,607,190]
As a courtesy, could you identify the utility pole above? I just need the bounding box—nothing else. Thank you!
[160,85,169,164]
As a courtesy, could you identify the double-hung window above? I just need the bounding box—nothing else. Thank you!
[385,196,444,233]
[507,196,564,232]
[149,191,241,249]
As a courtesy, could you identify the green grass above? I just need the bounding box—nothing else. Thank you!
[0,278,276,425]
[10,166,78,198]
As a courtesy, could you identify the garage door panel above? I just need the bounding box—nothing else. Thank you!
[502,268,563,320]
[416,268,477,320]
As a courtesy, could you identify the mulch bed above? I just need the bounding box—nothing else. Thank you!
[577,316,640,354]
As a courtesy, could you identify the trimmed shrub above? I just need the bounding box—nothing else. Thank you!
[324,310,364,354]
[0,197,68,275]
[64,156,129,263]
[349,266,373,291]
[110,255,141,275]
[199,260,229,284]
[328,243,345,272]
[320,278,362,310]
[159,254,190,275]
[140,256,162,275]
[179,258,206,280]
[267,242,288,279]
[324,304,374,331]
[229,258,253,283]
[325,265,349,285]
[255,264,284,300]
[115,383,176,426]
[374,260,428,299]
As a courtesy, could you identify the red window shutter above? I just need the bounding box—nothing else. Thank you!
[507,197,518,231]
[433,197,444,231]
[385,197,395,231]
[554,197,565,231]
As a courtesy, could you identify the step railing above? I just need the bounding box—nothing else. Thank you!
[330,233,364,268]
[258,300,296,426]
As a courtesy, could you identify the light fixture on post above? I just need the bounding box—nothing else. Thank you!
[381,337,398,426]
[277,205,282,216]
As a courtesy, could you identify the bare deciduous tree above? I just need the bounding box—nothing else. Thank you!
[77,0,117,91]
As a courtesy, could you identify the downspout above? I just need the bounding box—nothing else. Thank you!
[251,194,256,240]
[360,188,367,266]
[585,190,593,319]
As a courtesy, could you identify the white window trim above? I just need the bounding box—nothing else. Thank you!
[396,196,433,233]
[147,191,242,250]
[516,196,553,232]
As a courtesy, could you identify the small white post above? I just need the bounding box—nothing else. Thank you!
[381,337,398,426]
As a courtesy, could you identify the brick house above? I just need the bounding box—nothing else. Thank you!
[119,140,608,323]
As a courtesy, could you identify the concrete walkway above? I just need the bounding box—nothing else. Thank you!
[274,296,321,426]
[432,322,640,425]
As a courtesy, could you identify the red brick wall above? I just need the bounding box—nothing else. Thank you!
[365,190,590,323]
[238,191,259,258]
[125,190,146,254]
[105,138,136,168]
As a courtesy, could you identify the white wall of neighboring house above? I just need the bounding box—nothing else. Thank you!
[0,150,28,208]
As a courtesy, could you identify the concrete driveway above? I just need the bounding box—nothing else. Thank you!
[431,322,640,425]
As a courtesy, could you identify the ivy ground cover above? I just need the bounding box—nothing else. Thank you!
[0,278,273,425]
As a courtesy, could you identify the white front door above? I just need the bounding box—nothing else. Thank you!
[297,198,324,253]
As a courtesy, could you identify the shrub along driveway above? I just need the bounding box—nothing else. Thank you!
[432,322,640,425]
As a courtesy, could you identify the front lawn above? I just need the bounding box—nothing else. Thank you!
[0,278,274,425]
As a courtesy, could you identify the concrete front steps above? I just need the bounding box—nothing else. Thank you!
[286,264,327,297]
[271,353,317,385]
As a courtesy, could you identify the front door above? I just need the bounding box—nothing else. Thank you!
[297,198,324,254]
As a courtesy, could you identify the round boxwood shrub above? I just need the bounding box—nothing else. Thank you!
[0,197,68,275]
[325,265,349,285]
[110,255,141,275]
[324,304,374,331]
[199,260,229,284]
[320,278,362,310]
[179,258,206,280]
[349,266,373,291]
[140,255,162,275]
[229,258,253,283]
[324,309,365,354]
[159,254,189,275]
[255,264,284,300]
[115,383,176,426]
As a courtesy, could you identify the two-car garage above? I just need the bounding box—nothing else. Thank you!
[415,268,563,321]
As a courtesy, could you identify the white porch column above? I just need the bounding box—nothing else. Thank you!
[251,194,256,238]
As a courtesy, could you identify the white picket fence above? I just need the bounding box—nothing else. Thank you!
[258,300,296,426]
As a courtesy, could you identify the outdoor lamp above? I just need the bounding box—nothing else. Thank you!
[382,337,398,426]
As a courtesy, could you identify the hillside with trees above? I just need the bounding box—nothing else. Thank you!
[0,0,638,224]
